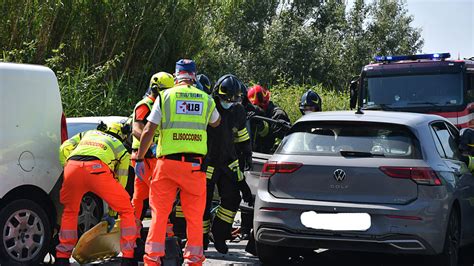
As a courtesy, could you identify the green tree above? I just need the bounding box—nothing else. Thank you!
[0,0,424,116]
[367,0,424,56]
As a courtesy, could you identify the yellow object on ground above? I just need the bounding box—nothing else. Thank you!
[72,220,121,264]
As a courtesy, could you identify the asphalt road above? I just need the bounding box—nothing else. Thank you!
[53,239,473,266]
[41,215,474,266]
[206,240,474,266]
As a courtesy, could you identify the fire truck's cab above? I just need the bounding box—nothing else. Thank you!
[350,53,474,128]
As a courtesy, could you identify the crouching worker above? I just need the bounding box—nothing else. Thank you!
[55,122,137,266]
[460,127,474,172]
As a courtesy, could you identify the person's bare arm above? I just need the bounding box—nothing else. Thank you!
[132,121,145,140]
[136,122,158,159]
[209,115,221,128]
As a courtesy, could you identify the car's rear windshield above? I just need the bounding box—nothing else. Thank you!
[276,121,422,159]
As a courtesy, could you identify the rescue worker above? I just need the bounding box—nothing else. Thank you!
[131,72,174,222]
[170,74,212,242]
[299,89,322,115]
[171,73,212,242]
[203,74,253,254]
[232,80,254,242]
[247,84,290,154]
[135,59,221,265]
[55,122,136,266]
[459,127,474,171]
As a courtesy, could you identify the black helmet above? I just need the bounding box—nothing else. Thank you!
[240,81,249,105]
[213,74,242,102]
[197,74,212,94]
[299,89,322,115]
[460,128,474,155]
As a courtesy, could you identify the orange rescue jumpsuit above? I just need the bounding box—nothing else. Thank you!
[56,130,136,259]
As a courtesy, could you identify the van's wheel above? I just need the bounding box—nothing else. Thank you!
[0,199,51,265]
[78,192,103,236]
[437,208,460,266]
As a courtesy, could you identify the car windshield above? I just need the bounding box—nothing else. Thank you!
[277,122,421,159]
[363,73,463,108]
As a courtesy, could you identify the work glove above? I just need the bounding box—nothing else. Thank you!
[102,214,116,233]
[149,144,157,157]
[246,111,256,120]
[134,161,145,182]
[244,155,253,171]
[238,180,254,207]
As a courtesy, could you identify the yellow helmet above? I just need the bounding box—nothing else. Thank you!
[149,72,174,91]
[106,122,130,141]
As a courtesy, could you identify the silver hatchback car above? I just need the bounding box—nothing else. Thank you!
[254,111,474,266]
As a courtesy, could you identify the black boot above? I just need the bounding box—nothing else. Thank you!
[244,229,257,256]
[203,233,210,250]
[120,257,138,266]
[134,238,145,262]
[210,219,231,254]
[54,258,70,266]
[212,234,228,254]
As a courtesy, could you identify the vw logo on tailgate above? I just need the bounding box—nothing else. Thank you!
[333,169,346,182]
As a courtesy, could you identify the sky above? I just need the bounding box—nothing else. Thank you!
[348,0,474,59]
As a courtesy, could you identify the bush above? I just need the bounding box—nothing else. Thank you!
[270,82,350,123]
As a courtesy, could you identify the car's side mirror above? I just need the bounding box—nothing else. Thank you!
[349,78,359,109]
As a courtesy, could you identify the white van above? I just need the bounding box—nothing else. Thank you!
[0,63,67,264]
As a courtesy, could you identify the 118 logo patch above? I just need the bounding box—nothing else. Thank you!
[176,100,203,115]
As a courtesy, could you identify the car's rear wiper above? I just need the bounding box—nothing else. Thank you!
[406,102,442,107]
[405,102,444,111]
[340,150,385,157]
[362,104,394,111]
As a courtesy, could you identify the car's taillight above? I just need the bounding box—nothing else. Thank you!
[61,112,68,143]
[261,161,303,179]
[379,166,442,186]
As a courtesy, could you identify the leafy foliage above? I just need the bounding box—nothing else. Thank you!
[0,0,423,117]
[271,82,350,123]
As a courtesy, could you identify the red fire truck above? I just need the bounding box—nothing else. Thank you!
[350,53,474,128]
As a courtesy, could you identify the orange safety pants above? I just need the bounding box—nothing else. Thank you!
[56,160,137,259]
[144,157,206,266]
[131,151,157,221]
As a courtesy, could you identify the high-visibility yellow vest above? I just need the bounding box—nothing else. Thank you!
[157,85,215,156]
[59,130,130,187]
[131,96,159,149]
[468,156,474,172]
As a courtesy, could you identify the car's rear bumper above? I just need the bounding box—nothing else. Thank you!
[254,188,450,255]
[256,227,436,255]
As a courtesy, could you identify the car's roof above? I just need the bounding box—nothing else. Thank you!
[297,111,449,127]
[66,116,128,124]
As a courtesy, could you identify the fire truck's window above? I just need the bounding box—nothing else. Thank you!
[466,73,474,102]
[364,73,463,107]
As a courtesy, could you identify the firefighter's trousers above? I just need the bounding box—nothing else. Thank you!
[144,156,206,266]
[56,160,137,259]
[203,166,241,244]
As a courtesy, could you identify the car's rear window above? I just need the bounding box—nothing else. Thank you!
[276,121,422,159]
